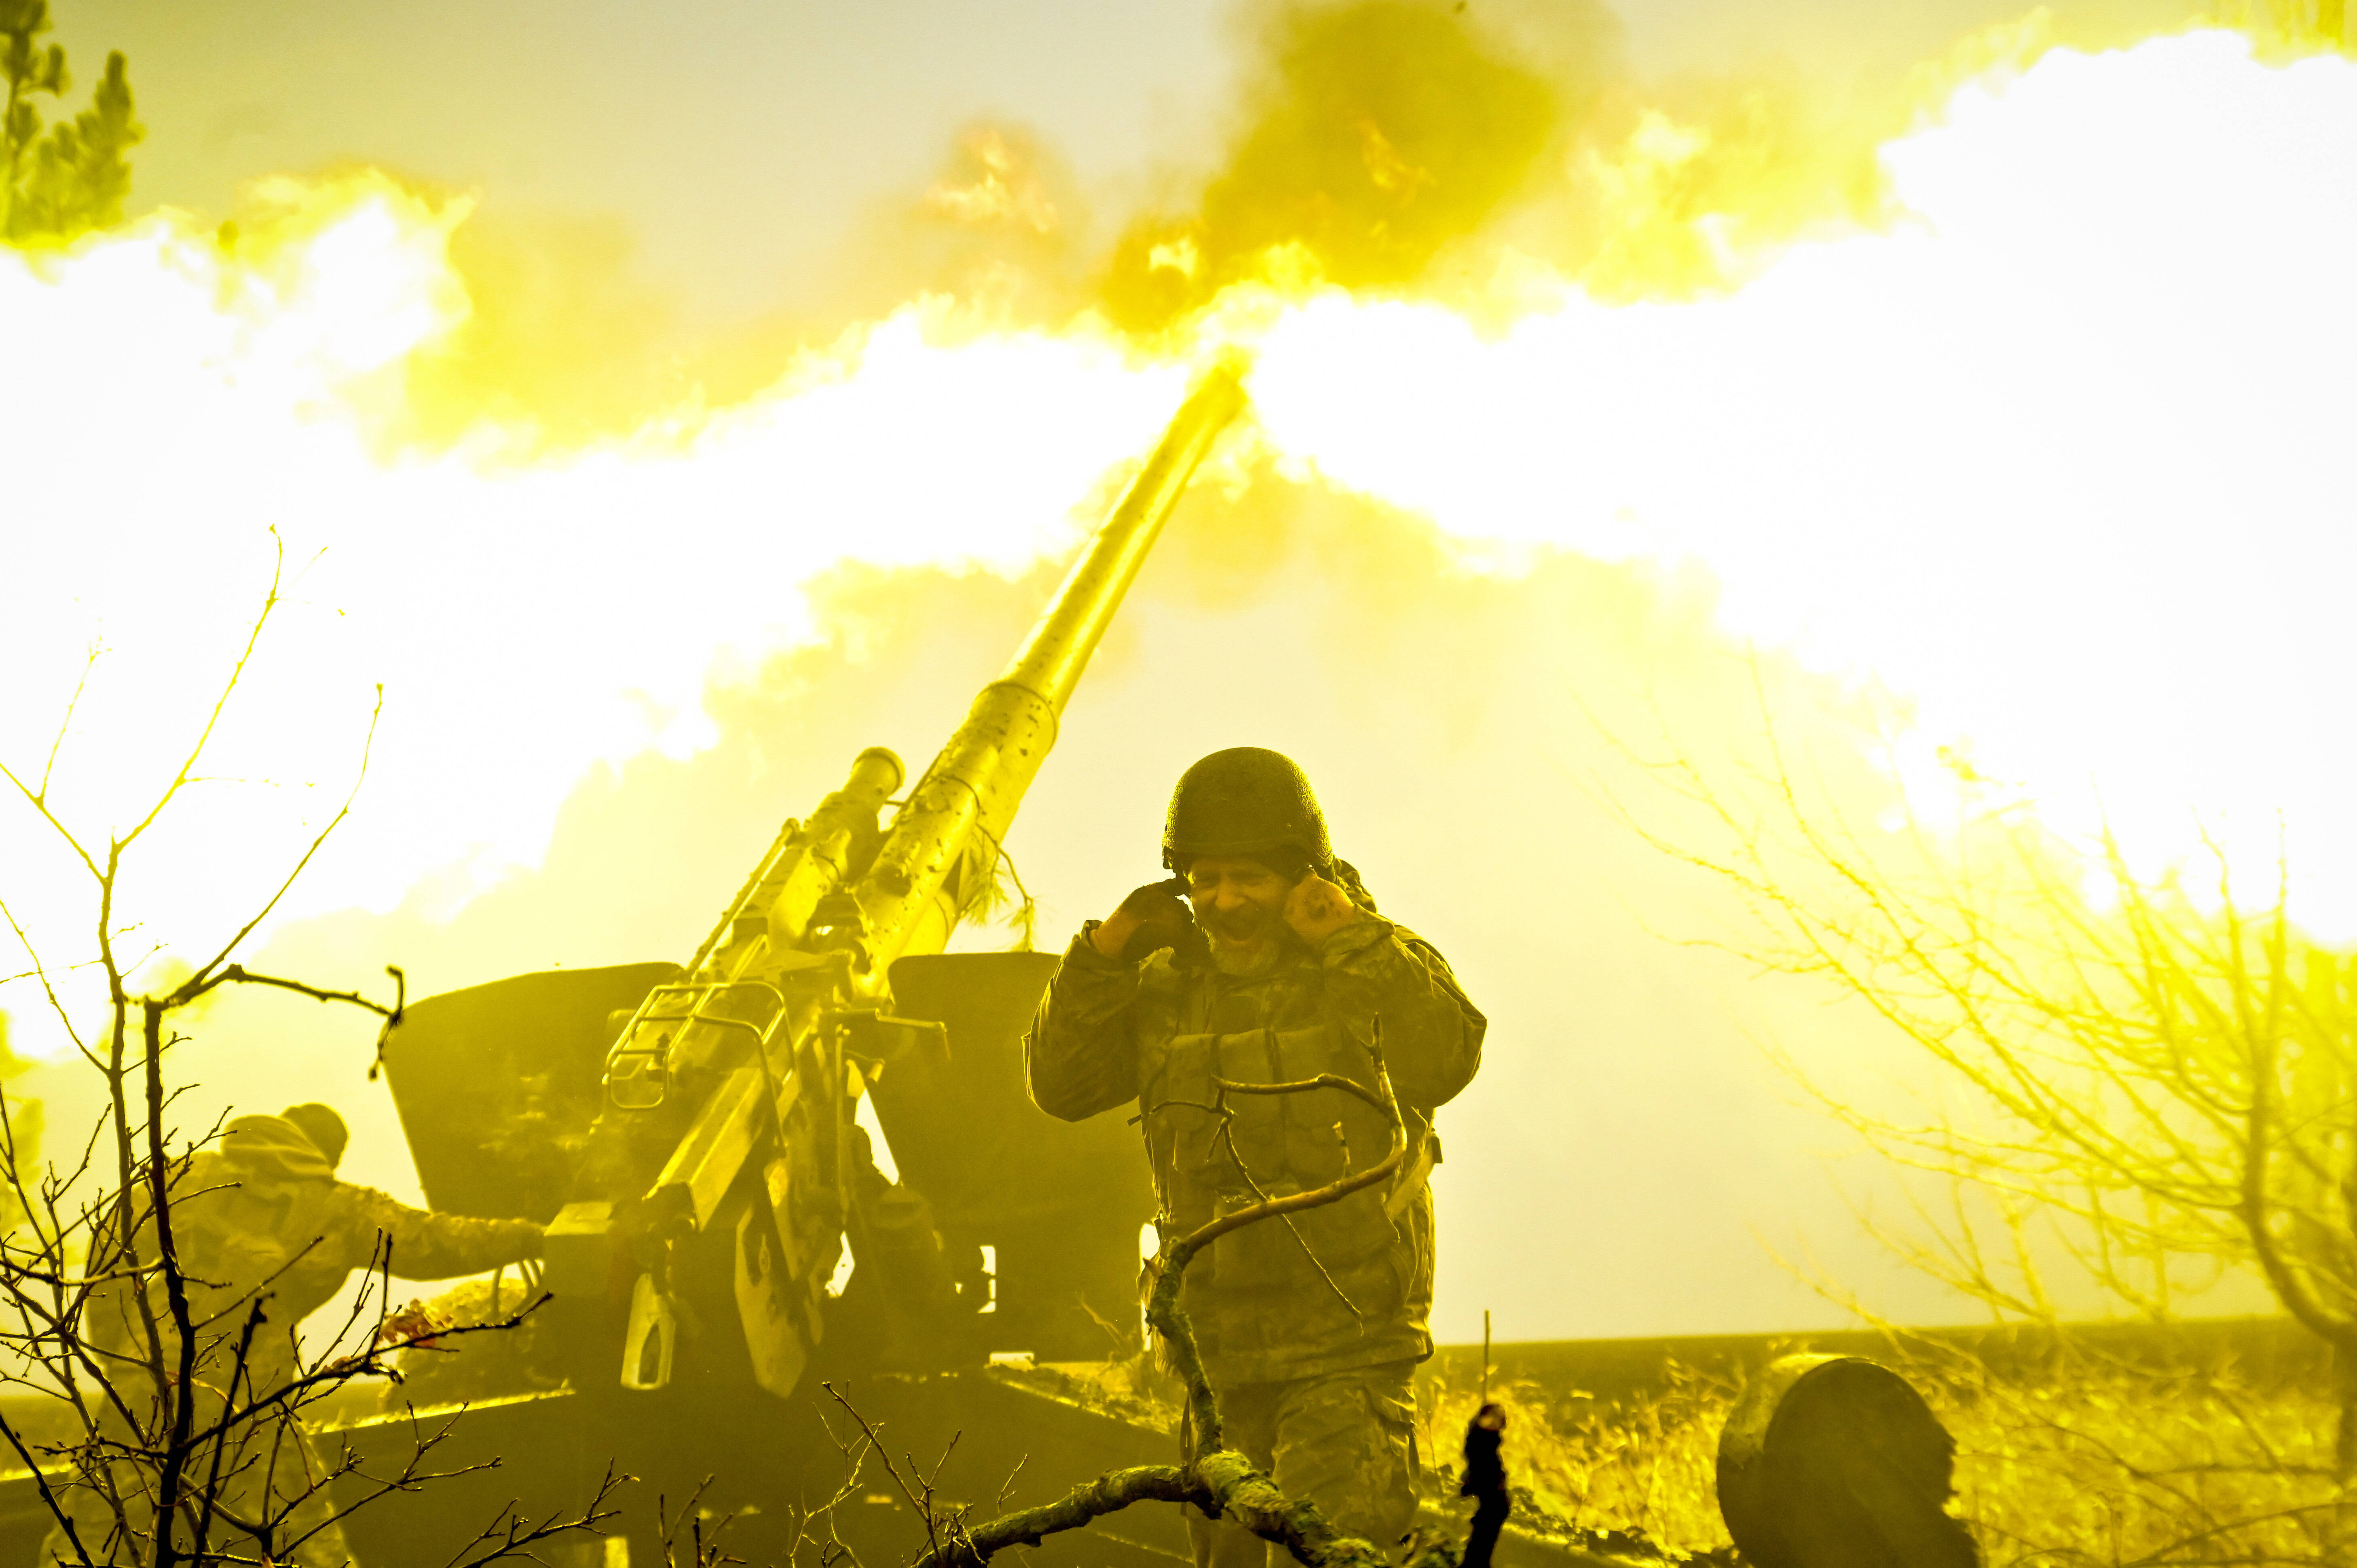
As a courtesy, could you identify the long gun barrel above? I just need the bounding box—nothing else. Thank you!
[546,361,1249,1397]
[852,361,1248,970]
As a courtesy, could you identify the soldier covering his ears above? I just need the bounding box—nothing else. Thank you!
[1027,748,1487,1567]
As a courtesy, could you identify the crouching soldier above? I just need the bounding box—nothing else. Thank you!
[45,1103,545,1567]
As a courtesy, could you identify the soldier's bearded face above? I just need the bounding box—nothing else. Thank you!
[1186,856,1297,970]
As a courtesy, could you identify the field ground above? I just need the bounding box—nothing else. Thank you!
[0,1318,2332,1565]
[1420,1318,2340,1564]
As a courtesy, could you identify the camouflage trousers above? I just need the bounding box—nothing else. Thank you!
[1183,1361,1420,1568]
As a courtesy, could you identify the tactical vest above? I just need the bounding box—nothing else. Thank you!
[1135,950,1436,1381]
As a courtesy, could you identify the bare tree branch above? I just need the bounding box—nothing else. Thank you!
[171,685,383,1006]
[0,547,621,1568]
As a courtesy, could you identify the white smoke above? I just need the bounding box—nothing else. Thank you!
[0,188,1185,1050]
[1250,32,2357,932]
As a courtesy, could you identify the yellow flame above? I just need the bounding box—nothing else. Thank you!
[6,26,2357,1062]
[0,190,1190,1043]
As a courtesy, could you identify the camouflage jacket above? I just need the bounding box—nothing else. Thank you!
[99,1116,543,1389]
[1027,917,1485,1386]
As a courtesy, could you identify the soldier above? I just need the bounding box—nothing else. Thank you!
[1027,747,1486,1568]
[47,1103,546,1567]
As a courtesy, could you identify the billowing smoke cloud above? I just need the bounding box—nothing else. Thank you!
[6,16,2354,1342]
[0,173,1194,1046]
[316,1,1931,443]
[1099,1,1584,329]
[1250,31,2357,931]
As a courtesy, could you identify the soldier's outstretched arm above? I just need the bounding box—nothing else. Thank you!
[333,1186,545,1280]
[1318,919,1487,1110]
[1025,917,1152,1122]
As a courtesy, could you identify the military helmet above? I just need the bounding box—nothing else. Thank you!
[222,1115,336,1182]
[1162,747,1332,873]
[280,1102,349,1171]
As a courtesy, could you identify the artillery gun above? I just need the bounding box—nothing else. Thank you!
[358,365,1252,1564]
[280,359,1985,1568]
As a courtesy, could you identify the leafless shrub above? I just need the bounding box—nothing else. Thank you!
[0,546,624,1566]
[1615,697,2357,1559]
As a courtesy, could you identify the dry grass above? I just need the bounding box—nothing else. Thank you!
[1424,1364,1735,1559]
[1929,1344,2340,1568]
[1422,1337,2345,1566]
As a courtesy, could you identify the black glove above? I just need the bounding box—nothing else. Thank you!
[1114,877,1207,967]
